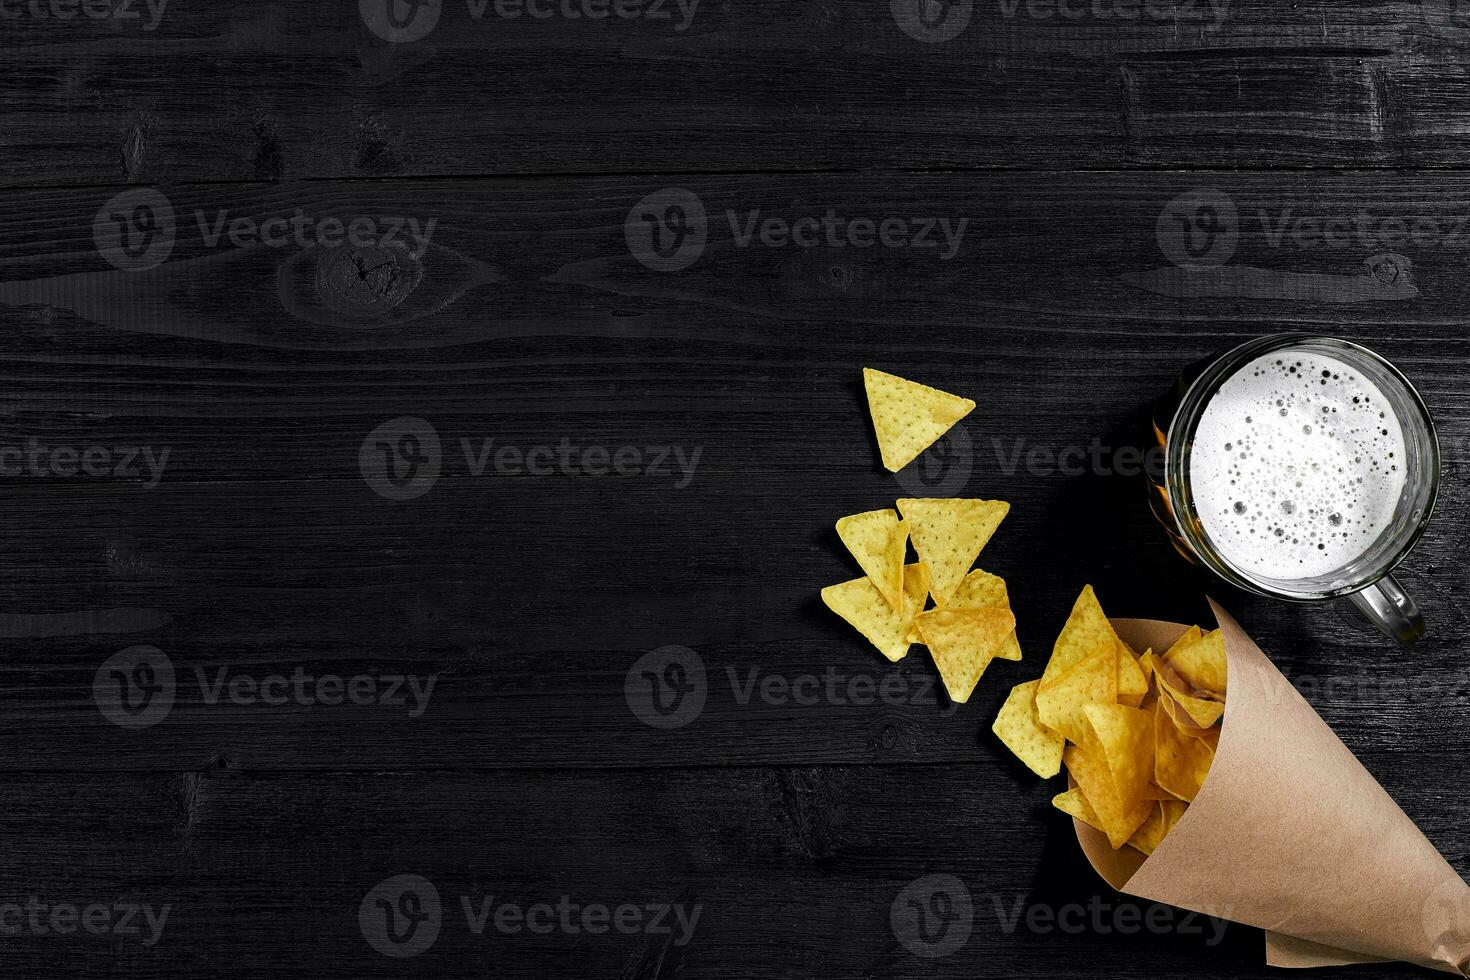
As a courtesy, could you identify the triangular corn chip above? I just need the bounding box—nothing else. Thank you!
[896,497,1009,605]
[1149,652,1225,729]
[1166,626,1228,698]
[834,509,907,609]
[1040,585,1123,690]
[1158,798,1189,836]
[993,679,1064,777]
[863,368,975,472]
[1080,702,1154,817]
[1127,802,1168,856]
[822,562,930,662]
[1156,686,1219,736]
[1052,786,1107,835]
[1035,644,1117,744]
[915,606,1015,703]
[1064,743,1154,849]
[1117,642,1149,707]
[948,569,1022,661]
[1154,697,1217,802]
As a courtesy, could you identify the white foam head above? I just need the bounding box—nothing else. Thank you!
[1190,349,1407,582]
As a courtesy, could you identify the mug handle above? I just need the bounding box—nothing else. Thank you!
[1346,573,1425,644]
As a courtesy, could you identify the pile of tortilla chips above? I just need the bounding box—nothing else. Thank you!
[821,498,1018,703]
[992,586,1226,856]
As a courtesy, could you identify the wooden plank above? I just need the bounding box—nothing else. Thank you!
[0,174,1465,770]
[1,2,1469,180]
[0,766,1455,976]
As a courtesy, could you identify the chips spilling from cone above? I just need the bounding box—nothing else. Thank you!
[821,497,1018,703]
[992,586,1226,855]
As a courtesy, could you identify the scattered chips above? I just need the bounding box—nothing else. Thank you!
[863,368,975,473]
[835,509,907,610]
[821,373,1020,703]
[994,585,1226,855]
[897,497,1009,606]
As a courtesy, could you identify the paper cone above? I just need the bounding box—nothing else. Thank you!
[1069,601,1470,975]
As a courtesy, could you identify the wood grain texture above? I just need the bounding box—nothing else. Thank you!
[0,765,1460,977]
[3,10,1470,977]
[3,1,1470,182]
[0,175,1465,776]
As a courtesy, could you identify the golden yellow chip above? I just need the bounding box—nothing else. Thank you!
[834,509,907,610]
[1159,798,1189,837]
[1166,627,1228,698]
[1117,643,1149,707]
[1149,652,1225,729]
[1040,585,1123,691]
[1155,687,1218,736]
[993,679,1064,778]
[1052,786,1107,835]
[1127,802,1168,856]
[1035,644,1117,744]
[863,368,976,472]
[915,606,1016,703]
[822,562,930,662]
[1154,698,1217,802]
[1080,702,1154,816]
[1064,743,1154,849]
[947,569,1022,661]
[896,498,1009,606]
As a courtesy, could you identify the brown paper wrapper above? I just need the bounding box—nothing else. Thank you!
[1070,601,1470,975]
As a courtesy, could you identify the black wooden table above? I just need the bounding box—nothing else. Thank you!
[1,3,1467,976]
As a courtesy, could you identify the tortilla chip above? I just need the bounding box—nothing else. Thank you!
[947,569,1022,661]
[993,679,1064,778]
[1154,698,1217,802]
[1040,585,1122,690]
[1159,799,1189,837]
[1166,626,1228,698]
[822,562,930,662]
[834,509,907,609]
[896,497,1009,605]
[1081,702,1154,816]
[1052,786,1107,835]
[915,606,1016,703]
[1127,802,1168,856]
[1117,643,1149,707]
[1150,652,1225,729]
[1064,743,1154,849]
[863,368,976,472]
[1035,644,1117,744]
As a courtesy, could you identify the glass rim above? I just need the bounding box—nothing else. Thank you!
[1164,333,1440,600]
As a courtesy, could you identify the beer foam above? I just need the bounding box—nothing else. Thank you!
[1191,350,1406,581]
